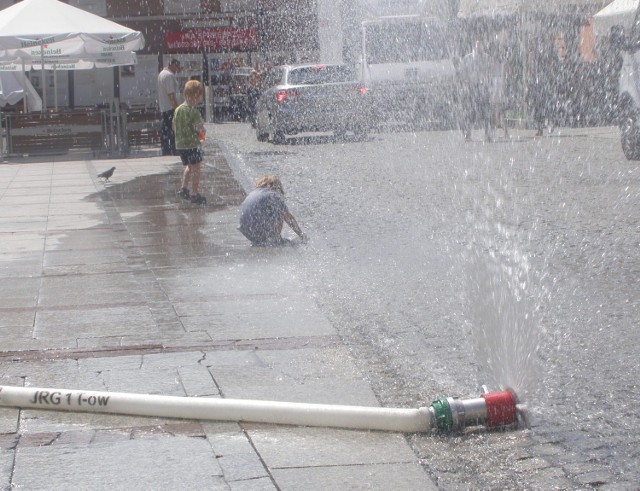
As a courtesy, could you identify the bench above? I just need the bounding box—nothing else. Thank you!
[5,110,107,156]
[124,108,161,150]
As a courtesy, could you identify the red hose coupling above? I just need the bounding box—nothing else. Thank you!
[481,390,517,427]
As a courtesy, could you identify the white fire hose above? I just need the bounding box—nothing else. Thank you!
[0,385,520,433]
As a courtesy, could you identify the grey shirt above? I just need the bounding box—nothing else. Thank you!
[238,188,287,245]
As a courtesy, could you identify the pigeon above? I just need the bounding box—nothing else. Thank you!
[98,166,116,182]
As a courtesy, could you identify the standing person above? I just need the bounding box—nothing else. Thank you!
[246,68,262,127]
[238,175,306,247]
[158,59,181,155]
[489,42,509,139]
[174,80,207,205]
[528,42,554,136]
[458,39,492,142]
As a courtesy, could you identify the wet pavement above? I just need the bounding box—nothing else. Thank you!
[0,139,438,489]
[213,122,640,490]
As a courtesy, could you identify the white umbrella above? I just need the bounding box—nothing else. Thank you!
[0,71,26,105]
[0,71,41,110]
[0,0,144,56]
[0,0,145,110]
[0,51,138,72]
[593,0,639,38]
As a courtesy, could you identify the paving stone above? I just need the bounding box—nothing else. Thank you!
[204,427,256,457]
[255,347,364,380]
[101,366,184,395]
[0,447,15,490]
[228,477,276,491]
[574,470,615,487]
[178,365,219,397]
[0,408,19,434]
[0,253,43,278]
[39,272,147,308]
[513,456,552,472]
[248,426,419,468]
[117,330,213,347]
[520,466,574,489]
[0,323,34,344]
[272,462,437,491]
[11,435,226,490]
[202,350,265,369]
[18,409,177,435]
[598,482,640,491]
[35,305,156,335]
[218,453,269,482]
[77,355,145,373]
[209,366,381,407]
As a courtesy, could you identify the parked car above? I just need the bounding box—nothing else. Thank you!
[608,12,640,159]
[254,63,373,143]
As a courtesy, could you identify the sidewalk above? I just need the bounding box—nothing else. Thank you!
[0,139,437,490]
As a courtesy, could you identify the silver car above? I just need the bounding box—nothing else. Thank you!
[255,63,372,144]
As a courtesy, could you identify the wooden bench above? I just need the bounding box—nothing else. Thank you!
[5,110,107,156]
[124,109,161,150]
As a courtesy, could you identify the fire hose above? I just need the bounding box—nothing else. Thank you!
[0,385,522,433]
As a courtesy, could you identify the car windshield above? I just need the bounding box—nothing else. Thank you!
[287,65,355,85]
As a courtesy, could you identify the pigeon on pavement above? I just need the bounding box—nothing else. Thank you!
[98,166,116,182]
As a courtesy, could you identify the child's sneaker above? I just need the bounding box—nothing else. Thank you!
[177,188,190,200]
[190,193,207,205]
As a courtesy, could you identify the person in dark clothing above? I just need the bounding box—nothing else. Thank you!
[238,175,306,246]
[158,59,181,155]
[246,69,262,127]
[458,39,492,142]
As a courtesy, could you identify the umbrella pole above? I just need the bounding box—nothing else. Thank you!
[21,61,28,114]
[41,48,45,112]
[53,65,58,111]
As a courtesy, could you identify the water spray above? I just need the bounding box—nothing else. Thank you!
[0,385,523,433]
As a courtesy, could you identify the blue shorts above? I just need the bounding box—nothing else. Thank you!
[178,148,203,166]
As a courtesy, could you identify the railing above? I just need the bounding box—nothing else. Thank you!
[2,105,162,158]
[5,109,108,156]
[123,107,161,153]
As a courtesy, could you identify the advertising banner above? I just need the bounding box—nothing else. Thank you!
[164,28,259,53]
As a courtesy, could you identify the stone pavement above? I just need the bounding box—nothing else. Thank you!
[0,136,438,490]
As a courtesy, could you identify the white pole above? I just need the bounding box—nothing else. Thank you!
[53,65,58,111]
[41,46,46,112]
[21,61,28,113]
[0,385,432,433]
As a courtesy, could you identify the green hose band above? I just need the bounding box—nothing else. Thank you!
[431,397,454,432]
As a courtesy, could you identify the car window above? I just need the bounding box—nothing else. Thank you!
[287,66,355,85]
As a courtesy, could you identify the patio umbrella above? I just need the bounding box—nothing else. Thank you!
[0,0,145,110]
[593,0,639,38]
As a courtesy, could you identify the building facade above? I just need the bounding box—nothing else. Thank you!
[1,0,327,109]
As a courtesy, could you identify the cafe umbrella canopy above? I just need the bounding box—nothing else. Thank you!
[0,0,145,110]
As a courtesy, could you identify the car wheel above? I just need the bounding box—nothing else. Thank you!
[334,128,347,140]
[353,125,368,140]
[271,130,286,145]
[256,128,268,142]
[621,113,640,160]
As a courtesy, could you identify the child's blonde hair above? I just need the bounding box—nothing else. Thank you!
[184,80,202,99]
[255,175,284,194]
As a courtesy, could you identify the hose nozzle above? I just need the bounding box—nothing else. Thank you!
[429,389,518,433]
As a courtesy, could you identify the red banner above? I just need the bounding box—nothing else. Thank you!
[164,28,259,52]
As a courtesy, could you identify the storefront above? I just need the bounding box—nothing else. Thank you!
[161,26,259,121]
